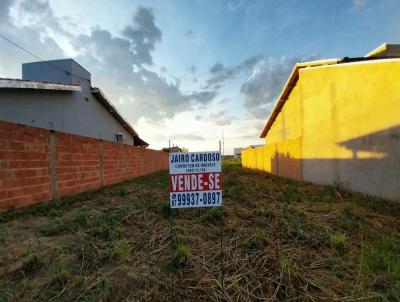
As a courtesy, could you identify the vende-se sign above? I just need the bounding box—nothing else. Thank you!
[169,151,222,208]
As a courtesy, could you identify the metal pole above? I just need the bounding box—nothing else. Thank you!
[170,206,174,300]
[220,205,224,297]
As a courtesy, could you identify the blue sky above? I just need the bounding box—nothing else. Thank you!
[1,0,399,153]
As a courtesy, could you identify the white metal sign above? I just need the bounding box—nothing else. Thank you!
[169,151,222,208]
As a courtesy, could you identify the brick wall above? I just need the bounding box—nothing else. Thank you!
[0,120,168,209]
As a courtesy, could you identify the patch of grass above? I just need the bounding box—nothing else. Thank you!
[72,208,92,226]
[155,202,170,218]
[242,227,267,250]
[91,209,126,240]
[44,207,63,218]
[339,202,359,232]
[50,242,64,255]
[36,220,71,236]
[1,165,400,301]
[201,207,221,224]
[173,244,191,267]
[253,203,275,219]
[330,232,347,253]
[0,288,13,302]
[112,241,130,261]
[114,187,128,197]
[283,186,298,203]
[363,236,400,278]
[0,230,7,245]
[279,256,294,279]
[82,276,111,302]
[49,259,70,286]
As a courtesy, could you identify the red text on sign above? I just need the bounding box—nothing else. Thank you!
[170,173,221,192]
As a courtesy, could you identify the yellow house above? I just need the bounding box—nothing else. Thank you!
[242,44,400,201]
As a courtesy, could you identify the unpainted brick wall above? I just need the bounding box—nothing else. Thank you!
[0,120,168,208]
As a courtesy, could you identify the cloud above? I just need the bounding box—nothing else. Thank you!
[121,7,162,66]
[171,134,205,141]
[208,110,232,126]
[71,7,217,120]
[206,54,263,88]
[0,1,217,122]
[240,57,299,118]
[0,0,66,79]
[0,0,13,23]
[353,0,367,9]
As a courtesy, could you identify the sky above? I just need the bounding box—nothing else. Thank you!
[0,0,399,154]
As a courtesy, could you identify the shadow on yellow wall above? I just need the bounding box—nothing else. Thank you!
[243,124,400,200]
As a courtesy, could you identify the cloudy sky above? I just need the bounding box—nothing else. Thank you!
[1,0,399,153]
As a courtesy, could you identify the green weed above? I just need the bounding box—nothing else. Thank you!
[0,230,7,245]
[51,242,64,255]
[50,259,70,285]
[155,202,170,218]
[72,208,92,226]
[201,207,221,224]
[82,276,111,301]
[242,227,266,249]
[36,220,70,236]
[173,244,191,266]
[112,241,130,261]
[115,187,128,197]
[283,186,298,203]
[280,256,294,279]
[330,232,347,253]
[363,236,400,278]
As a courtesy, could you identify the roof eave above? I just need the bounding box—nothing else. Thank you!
[259,58,339,138]
[91,87,139,138]
[0,78,81,91]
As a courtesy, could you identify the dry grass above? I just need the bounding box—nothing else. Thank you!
[0,161,400,301]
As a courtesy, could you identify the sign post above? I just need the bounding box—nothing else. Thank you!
[169,151,224,296]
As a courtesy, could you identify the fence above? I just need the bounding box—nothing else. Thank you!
[0,120,168,208]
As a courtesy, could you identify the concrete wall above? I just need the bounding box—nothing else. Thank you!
[0,120,168,208]
[0,87,134,145]
[242,59,400,201]
[23,59,91,87]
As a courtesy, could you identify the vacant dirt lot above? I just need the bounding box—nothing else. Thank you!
[1,162,399,301]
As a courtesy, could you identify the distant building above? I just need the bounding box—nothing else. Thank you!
[234,148,243,159]
[0,59,148,146]
[242,43,400,201]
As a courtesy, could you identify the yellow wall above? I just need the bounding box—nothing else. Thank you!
[242,59,400,200]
